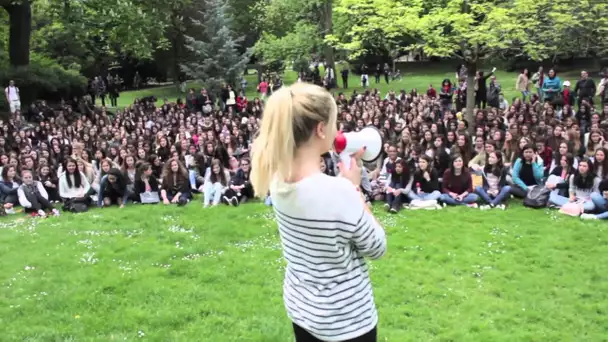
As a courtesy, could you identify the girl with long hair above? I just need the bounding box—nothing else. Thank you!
[59,158,91,204]
[250,83,385,342]
[408,155,441,209]
[440,155,479,207]
[385,158,413,213]
[476,151,511,209]
[548,158,597,212]
[202,158,230,207]
[510,144,544,198]
[160,157,191,206]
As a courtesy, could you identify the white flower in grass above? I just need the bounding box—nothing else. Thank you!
[24,266,35,271]
[137,330,145,338]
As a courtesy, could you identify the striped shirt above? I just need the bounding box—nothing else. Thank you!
[271,172,386,341]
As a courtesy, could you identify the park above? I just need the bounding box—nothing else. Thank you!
[0,0,608,341]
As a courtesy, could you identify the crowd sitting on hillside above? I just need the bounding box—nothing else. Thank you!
[2,65,608,220]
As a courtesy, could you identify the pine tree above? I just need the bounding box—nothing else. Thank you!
[180,0,252,97]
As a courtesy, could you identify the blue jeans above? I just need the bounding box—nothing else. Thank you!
[188,170,197,188]
[549,191,595,212]
[439,193,479,206]
[203,182,225,205]
[475,186,511,206]
[591,193,608,219]
[408,190,441,201]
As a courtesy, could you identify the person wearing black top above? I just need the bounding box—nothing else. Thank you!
[224,158,253,206]
[408,155,440,197]
[341,67,349,89]
[160,158,191,206]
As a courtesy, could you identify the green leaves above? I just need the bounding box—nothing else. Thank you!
[333,0,551,63]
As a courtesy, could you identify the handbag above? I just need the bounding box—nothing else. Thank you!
[139,191,160,204]
[523,185,550,208]
[559,202,584,216]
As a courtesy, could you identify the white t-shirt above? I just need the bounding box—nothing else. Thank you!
[271,172,386,341]
[5,86,19,101]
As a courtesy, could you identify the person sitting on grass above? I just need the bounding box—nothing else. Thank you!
[510,144,544,198]
[36,165,60,202]
[546,153,575,206]
[133,162,160,204]
[202,159,230,207]
[408,155,442,209]
[160,157,191,206]
[549,158,597,213]
[440,155,479,207]
[18,170,60,217]
[385,158,413,213]
[0,165,20,213]
[476,151,511,210]
[223,158,252,206]
[59,158,91,207]
[97,168,129,208]
[582,178,608,220]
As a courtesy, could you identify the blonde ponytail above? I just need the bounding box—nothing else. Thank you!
[251,83,337,197]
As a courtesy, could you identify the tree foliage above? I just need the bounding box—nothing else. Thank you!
[180,0,252,95]
[333,0,554,130]
[253,0,333,70]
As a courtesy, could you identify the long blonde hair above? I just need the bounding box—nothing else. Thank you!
[251,83,337,196]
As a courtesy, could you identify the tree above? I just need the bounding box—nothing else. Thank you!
[180,0,252,95]
[254,0,334,74]
[0,0,32,67]
[333,0,549,131]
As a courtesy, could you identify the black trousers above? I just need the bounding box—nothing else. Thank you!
[510,184,528,199]
[293,324,377,342]
[24,193,54,212]
[342,76,348,89]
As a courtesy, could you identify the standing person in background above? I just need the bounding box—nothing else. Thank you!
[383,63,391,84]
[574,70,596,109]
[251,83,385,342]
[4,80,20,114]
[542,69,562,104]
[516,69,530,101]
[257,78,269,100]
[531,66,546,101]
[341,65,349,89]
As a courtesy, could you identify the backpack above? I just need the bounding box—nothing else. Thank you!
[523,185,550,209]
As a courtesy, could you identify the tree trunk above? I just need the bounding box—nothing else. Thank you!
[2,0,32,67]
[322,0,335,75]
[465,60,477,135]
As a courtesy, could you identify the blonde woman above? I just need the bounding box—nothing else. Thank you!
[250,83,386,342]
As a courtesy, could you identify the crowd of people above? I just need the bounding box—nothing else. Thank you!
[2,64,608,220]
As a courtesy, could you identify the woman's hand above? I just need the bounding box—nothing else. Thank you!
[569,195,576,202]
[338,147,366,187]
[163,198,170,205]
[423,171,430,181]
[546,183,556,190]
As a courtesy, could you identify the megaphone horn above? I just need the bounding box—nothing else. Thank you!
[333,126,383,169]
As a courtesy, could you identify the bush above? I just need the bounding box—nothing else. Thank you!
[0,54,88,112]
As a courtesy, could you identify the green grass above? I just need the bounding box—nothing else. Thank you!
[0,202,606,341]
[115,66,588,109]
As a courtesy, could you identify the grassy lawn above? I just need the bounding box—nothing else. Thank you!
[116,66,587,109]
[0,202,606,341]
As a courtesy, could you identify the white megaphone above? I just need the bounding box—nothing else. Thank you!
[333,126,383,170]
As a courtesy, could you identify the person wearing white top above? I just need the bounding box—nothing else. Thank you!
[5,80,20,114]
[251,83,386,342]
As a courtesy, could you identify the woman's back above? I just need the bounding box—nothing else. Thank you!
[271,172,386,341]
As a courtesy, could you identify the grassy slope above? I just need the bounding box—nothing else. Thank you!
[0,203,606,341]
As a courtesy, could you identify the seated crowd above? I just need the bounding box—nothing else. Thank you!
[1,67,608,221]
